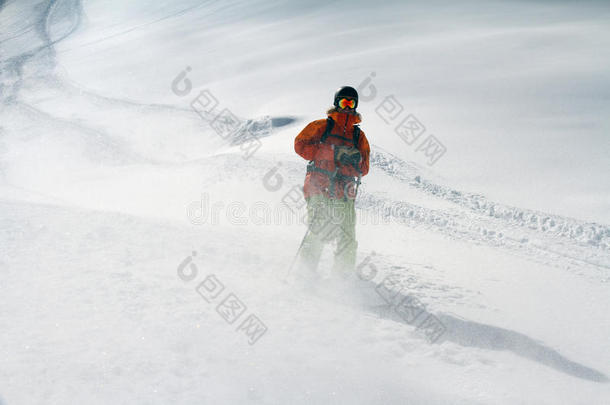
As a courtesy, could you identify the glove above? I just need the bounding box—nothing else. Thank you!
[335,146,361,167]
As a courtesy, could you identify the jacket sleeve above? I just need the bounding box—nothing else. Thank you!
[295,120,325,161]
[358,130,371,176]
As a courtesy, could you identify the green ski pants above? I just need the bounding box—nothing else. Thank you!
[298,194,358,274]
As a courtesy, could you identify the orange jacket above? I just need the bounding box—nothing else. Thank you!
[295,110,370,199]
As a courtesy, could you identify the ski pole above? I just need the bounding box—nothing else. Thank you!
[286,224,312,280]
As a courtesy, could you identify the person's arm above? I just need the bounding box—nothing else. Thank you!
[294,120,327,161]
[358,131,370,176]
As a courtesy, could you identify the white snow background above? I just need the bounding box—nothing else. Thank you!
[1,0,609,404]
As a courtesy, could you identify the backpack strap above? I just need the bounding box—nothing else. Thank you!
[320,117,335,143]
[352,125,361,146]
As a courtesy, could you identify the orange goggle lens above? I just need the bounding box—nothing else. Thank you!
[338,98,356,109]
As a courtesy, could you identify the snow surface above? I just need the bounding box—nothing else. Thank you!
[1,1,609,404]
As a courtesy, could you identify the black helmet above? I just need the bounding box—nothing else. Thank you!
[334,86,358,109]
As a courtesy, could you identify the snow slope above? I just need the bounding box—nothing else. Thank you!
[1,1,609,404]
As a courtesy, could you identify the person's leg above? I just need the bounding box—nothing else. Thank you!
[332,198,357,275]
[298,194,328,273]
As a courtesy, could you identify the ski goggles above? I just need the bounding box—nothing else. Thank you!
[337,97,356,109]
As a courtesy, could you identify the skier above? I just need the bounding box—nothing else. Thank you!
[294,86,371,279]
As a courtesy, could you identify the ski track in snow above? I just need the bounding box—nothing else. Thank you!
[358,155,610,282]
